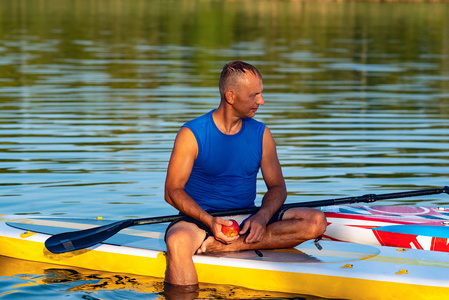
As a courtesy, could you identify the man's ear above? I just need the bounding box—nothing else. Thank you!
[225,90,235,105]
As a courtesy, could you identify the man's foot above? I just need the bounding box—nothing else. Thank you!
[196,234,244,254]
[196,236,217,254]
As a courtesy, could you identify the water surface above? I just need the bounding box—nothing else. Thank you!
[1,0,448,299]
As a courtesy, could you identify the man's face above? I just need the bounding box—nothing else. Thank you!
[233,72,264,118]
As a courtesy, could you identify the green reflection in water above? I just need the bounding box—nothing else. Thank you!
[1,0,448,97]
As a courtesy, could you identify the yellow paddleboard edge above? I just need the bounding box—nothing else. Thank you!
[0,234,448,300]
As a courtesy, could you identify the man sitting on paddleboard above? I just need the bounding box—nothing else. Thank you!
[164,61,327,286]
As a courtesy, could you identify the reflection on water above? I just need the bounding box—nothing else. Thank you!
[0,0,449,298]
[0,256,313,300]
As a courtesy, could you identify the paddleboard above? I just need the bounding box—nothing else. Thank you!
[322,205,449,252]
[1,214,449,299]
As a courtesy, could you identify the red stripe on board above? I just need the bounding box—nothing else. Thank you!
[432,237,449,252]
[373,230,422,250]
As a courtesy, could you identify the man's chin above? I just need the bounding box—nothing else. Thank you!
[248,110,257,117]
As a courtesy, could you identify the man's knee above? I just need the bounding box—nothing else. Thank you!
[166,229,192,255]
[284,207,327,238]
[310,209,327,236]
[165,229,185,252]
[165,223,206,256]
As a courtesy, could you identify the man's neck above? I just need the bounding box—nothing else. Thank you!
[212,106,243,135]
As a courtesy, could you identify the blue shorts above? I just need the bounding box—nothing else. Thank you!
[164,207,289,242]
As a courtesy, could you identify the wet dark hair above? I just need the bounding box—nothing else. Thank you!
[219,61,262,97]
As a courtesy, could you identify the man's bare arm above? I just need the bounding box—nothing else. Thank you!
[164,127,236,243]
[240,126,287,243]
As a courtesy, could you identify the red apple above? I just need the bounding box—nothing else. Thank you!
[221,219,240,237]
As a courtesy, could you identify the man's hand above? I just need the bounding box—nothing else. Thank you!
[239,214,267,243]
[210,217,240,244]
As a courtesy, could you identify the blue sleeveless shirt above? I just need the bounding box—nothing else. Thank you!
[184,110,265,211]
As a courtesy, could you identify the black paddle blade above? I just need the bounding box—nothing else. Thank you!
[45,219,134,254]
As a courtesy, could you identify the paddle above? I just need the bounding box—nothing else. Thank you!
[45,186,448,254]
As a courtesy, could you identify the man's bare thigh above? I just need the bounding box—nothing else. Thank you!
[281,207,324,221]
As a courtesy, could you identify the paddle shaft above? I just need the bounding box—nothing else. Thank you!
[45,186,448,253]
[131,186,449,226]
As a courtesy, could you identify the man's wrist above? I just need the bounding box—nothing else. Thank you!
[255,208,273,224]
[199,212,214,228]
